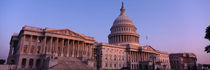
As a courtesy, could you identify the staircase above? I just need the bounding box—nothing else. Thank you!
[48,57,96,70]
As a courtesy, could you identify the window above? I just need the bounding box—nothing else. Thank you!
[122,56,124,60]
[29,59,33,68]
[37,46,41,54]
[21,58,26,68]
[23,46,27,53]
[109,55,112,60]
[114,55,117,60]
[25,35,30,41]
[30,47,34,53]
[38,37,42,43]
[11,60,15,64]
[32,37,36,42]
[105,55,108,60]
[105,63,108,67]
[119,56,121,60]
[36,59,41,67]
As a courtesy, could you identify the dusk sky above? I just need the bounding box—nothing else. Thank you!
[0,0,209,64]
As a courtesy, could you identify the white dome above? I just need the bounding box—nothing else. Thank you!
[112,2,134,26]
[113,15,134,26]
[108,2,140,45]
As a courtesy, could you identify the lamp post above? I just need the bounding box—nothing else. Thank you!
[94,47,103,70]
[192,58,197,70]
[150,55,156,70]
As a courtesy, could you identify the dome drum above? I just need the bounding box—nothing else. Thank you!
[108,34,139,44]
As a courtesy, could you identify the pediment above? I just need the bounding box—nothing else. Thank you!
[141,45,157,53]
[145,46,156,51]
[45,28,93,40]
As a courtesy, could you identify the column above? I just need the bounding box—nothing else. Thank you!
[72,40,75,57]
[143,53,144,61]
[78,41,80,57]
[86,43,89,57]
[61,39,64,56]
[76,41,79,57]
[55,38,58,57]
[69,40,72,57]
[66,39,69,57]
[25,58,29,69]
[78,41,81,57]
[42,36,46,54]
[146,53,148,60]
[77,41,79,57]
[32,58,36,68]
[82,42,84,55]
[49,37,53,55]
[84,43,87,56]
[89,44,93,59]
[83,42,86,56]
[78,41,82,57]
[131,36,133,42]
[135,52,137,62]
[36,36,39,55]
[75,41,78,57]
[125,35,127,42]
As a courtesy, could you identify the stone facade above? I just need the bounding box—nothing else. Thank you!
[169,53,197,70]
[7,26,95,70]
[156,51,171,70]
[96,43,127,69]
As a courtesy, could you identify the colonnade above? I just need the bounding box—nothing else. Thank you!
[128,51,155,62]
[128,51,156,69]
[21,35,94,59]
[43,36,94,58]
[109,35,139,44]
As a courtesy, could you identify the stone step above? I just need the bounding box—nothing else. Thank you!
[48,57,96,70]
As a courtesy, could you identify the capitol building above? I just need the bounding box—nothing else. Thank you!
[6,3,171,70]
